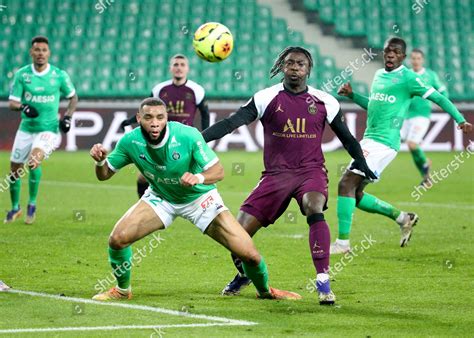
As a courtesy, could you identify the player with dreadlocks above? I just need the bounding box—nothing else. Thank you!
[202,46,376,304]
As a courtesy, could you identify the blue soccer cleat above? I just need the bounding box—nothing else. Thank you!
[221,274,252,296]
[25,204,36,225]
[4,208,22,224]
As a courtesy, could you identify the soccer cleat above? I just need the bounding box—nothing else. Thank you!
[24,204,36,225]
[221,274,252,296]
[318,290,336,305]
[257,287,302,300]
[4,208,22,224]
[400,213,419,247]
[92,287,132,301]
[330,241,351,255]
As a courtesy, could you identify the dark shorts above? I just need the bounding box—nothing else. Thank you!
[240,168,329,227]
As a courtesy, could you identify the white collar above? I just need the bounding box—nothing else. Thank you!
[147,125,170,149]
[414,67,426,75]
[384,65,405,73]
[31,63,50,76]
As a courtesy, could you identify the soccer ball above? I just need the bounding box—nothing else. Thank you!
[192,22,233,62]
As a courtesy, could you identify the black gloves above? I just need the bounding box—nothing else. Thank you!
[59,115,72,133]
[350,159,378,181]
[21,104,39,118]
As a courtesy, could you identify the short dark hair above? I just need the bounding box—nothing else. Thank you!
[384,37,406,53]
[139,97,166,113]
[31,36,49,46]
[411,48,425,57]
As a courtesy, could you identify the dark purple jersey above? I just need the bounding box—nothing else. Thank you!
[246,83,340,173]
[151,80,205,126]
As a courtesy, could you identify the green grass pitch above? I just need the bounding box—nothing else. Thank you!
[0,150,473,336]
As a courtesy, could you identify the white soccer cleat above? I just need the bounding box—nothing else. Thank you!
[318,290,336,305]
[400,213,419,247]
[330,241,351,255]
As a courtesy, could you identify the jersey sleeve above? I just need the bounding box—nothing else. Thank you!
[431,71,448,97]
[106,137,132,172]
[407,73,435,99]
[60,70,76,98]
[9,71,23,102]
[191,129,218,171]
[323,92,340,123]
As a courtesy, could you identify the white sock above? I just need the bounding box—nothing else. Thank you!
[116,286,131,293]
[396,212,407,225]
[316,273,329,283]
[336,238,350,246]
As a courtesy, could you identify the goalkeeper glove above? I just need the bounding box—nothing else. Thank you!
[59,115,72,133]
[21,104,39,118]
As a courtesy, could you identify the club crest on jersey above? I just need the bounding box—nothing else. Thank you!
[23,73,31,83]
[308,104,317,115]
[185,93,193,100]
[172,151,181,160]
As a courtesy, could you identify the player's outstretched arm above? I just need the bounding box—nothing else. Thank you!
[198,99,210,130]
[338,81,369,110]
[329,110,377,180]
[202,99,258,142]
[425,91,472,134]
[90,143,115,181]
[180,161,224,187]
[120,115,138,130]
[59,94,78,133]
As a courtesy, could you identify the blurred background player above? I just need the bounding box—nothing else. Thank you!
[401,48,449,187]
[90,97,300,301]
[203,46,376,305]
[332,37,472,254]
[5,36,77,224]
[120,54,210,198]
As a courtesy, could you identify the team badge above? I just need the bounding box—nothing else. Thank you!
[185,93,193,100]
[23,73,31,84]
[172,151,181,160]
[308,104,317,115]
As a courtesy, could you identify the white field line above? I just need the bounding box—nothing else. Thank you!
[0,323,247,334]
[41,180,474,210]
[0,289,256,334]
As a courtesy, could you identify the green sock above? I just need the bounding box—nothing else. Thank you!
[28,166,42,205]
[9,176,21,210]
[242,256,269,294]
[410,146,427,176]
[108,246,132,289]
[337,196,356,240]
[357,193,401,221]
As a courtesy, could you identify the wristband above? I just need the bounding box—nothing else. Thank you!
[195,173,205,184]
[95,160,106,167]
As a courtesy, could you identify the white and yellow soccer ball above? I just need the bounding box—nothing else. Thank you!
[192,22,233,62]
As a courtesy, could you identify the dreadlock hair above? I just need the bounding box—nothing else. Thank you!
[269,46,313,79]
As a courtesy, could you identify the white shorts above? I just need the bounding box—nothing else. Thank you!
[400,117,430,144]
[141,188,229,233]
[10,130,59,164]
[348,138,397,182]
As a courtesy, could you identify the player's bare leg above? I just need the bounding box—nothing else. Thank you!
[93,200,165,301]
[221,211,262,295]
[301,191,335,304]
[206,211,301,300]
[24,147,45,224]
[4,162,24,223]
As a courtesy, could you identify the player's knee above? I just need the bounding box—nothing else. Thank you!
[407,141,418,151]
[108,231,130,249]
[239,249,260,267]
